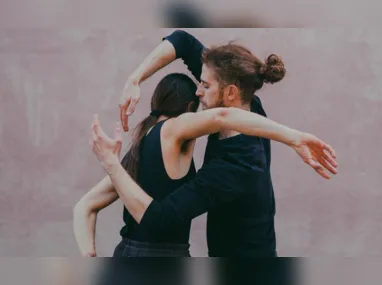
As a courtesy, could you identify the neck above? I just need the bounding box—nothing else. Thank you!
[234,102,251,111]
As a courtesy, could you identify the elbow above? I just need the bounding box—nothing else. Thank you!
[73,198,96,218]
[168,30,193,54]
[73,201,85,218]
[172,29,189,37]
[167,30,190,45]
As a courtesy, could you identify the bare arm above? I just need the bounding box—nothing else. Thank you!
[126,30,204,86]
[127,40,176,86]
[90,117,153,225]
[91,113,337,226]
[120,30,205,131]
[105,160,153,224]
[120,40,176,131]
[73,176,119,257]
[167,107,300,147]
[167,108,337,177]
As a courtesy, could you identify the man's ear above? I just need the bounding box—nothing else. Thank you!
[226,84,240,101]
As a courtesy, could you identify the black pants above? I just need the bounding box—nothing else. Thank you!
[95,240,190,285]
[113,237,191,257]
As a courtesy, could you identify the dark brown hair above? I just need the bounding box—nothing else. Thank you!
[122,73,199,181]
[202,42,286,103]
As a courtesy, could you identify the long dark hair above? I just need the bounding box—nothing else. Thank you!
[122,73,199,182]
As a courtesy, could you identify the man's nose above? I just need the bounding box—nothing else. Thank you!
[196,85,203,97]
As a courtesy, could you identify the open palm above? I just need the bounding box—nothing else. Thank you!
[293,132,338,179]
[89,114,122,169]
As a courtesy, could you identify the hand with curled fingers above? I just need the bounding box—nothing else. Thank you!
[89,114,123,172]
[291,132,338,179]
[119,81,141,132]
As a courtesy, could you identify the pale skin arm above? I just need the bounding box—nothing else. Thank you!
[90,117,153,224]
[90,113,338,225]
[126,40,176,87]
[169,107,297,145]
[73,176,119,257]
[166,107,337,174]
[120,40,177,131]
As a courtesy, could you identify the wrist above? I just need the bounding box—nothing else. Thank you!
[103,155,122,175]
[127,74,141,86]
[287,129,303,148]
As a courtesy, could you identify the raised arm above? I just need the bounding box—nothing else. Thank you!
[73,176,119,257]
[127,30,204,85]
[120,30,205,131]
[166,107,337,175]
[163,30,205,82]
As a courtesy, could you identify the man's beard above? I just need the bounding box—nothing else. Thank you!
[202,91,225,110]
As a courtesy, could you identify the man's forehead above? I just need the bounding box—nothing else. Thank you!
[201,64,216,83]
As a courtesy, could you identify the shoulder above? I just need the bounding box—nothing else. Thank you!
[251,95,267,117]
[161,116,193,146]
[160,118,175,140]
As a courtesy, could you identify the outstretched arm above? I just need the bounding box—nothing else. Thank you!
[168,107,299,146]
[73,176,119,257]
[165,107,337,177]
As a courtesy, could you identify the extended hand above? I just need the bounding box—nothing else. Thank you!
[119,81,141,132]
[90,114,122,170]
[293,132,338,179]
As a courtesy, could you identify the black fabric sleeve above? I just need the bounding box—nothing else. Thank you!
[163,30,205,82]
[139,143,266,236]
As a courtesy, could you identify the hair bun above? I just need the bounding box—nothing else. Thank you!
[261,54,286,84]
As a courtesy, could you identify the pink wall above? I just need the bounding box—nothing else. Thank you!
[0,28,381,257]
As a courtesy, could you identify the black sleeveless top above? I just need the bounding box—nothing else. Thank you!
[119,119,196,244]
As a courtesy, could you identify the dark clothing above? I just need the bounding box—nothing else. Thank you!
[204,134,276,257]
[138,30,277,257]
[113,237,191,257]
[119,119,196,246]
[164,30,204,82]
